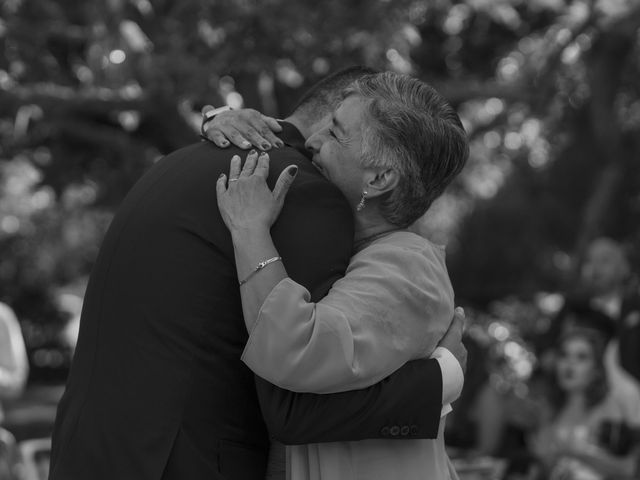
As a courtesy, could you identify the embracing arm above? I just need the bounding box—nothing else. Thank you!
[256,315,465,443]
[242,244,453,393]
[218,155,455,393]
[215,149,465,442]
[256,358,443,444]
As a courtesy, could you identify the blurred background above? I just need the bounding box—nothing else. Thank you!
[1,0,639,479]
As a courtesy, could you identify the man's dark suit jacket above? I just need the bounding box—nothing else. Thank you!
[49,123,444,480]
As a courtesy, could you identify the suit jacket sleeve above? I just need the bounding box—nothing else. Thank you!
[256,168,443,442]
[255,358,443,444]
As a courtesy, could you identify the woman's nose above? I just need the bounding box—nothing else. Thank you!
[304,132,320,154]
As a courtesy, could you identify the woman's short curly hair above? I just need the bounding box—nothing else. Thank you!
[345,72,469,227]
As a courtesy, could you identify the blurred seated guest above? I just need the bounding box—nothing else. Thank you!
[0,302,29,424]
[467,355,546,477]
[539,238,640,420]
[529,328,640,480]
[0,427,17,480]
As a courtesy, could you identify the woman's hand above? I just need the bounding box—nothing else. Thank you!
[216,150,298,233]
[202,106,283,151]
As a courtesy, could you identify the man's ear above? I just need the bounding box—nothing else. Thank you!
[364,168,399,199]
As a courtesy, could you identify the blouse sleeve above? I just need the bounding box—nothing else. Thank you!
[241,242,454,394]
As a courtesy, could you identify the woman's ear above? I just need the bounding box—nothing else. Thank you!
[364,168,399,199]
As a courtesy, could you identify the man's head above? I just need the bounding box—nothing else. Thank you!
[581,237,630,295]
[306,72,469,228]
[287,66,378,134]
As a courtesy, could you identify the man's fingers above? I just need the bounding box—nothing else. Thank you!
[272,166,298,203]
[453,307,466,331]
[444,307,464,337]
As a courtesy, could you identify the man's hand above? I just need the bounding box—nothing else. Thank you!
[438,307,467,374]
[201,105,283,151]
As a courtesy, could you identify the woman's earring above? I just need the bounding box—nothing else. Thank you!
[356,190,368,212]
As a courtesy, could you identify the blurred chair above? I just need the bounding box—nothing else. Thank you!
[0,428,17,480]
[451,455,507,480]
[15,438,50,480]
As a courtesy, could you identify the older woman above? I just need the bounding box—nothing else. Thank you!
[215,72,468,479]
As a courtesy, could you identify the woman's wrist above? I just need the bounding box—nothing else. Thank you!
[230,225,270,240]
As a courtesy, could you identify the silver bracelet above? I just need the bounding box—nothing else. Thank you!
[239,256,282,287]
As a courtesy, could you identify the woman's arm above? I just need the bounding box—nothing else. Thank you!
[217,152,454,394]
[216,151,295,329]
[256,315,466,443]
[241,244,453,394]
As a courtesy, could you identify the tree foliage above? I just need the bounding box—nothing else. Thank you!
[1,0,639,359]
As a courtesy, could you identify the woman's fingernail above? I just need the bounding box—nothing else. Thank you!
[275,140,284,148]
[261,142,271,150]
[218,173,225,179]
[259,151,269,157]
[455,307,465,316]
[249,149,257,155]
[242,140,251,148]
[220,140,229,146]
[289,166,298,176]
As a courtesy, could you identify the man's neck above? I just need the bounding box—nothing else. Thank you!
[283,113,324,140]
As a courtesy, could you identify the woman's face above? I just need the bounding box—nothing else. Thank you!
[555,337,597,393]
[304,95,370,208]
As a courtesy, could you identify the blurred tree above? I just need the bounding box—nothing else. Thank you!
[0,0,639,373]
[411,0,640,303]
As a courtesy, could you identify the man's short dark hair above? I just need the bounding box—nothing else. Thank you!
[292,66,378,118]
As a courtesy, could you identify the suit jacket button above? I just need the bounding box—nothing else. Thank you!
[389,426,400,436]
[410,425,419,435]
[400,425,410,436]
[380,426,390,436]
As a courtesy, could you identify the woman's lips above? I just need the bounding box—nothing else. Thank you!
[312,161,329,179]
[559,367,575,381]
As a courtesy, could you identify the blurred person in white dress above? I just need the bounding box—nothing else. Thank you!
[0,302,29,425]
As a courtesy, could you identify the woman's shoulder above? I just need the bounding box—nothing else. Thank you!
[361,230,445,255]
[348,231,453,295]
[353,231,447,270]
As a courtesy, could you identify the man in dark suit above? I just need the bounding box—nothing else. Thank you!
[49,67,464,480]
